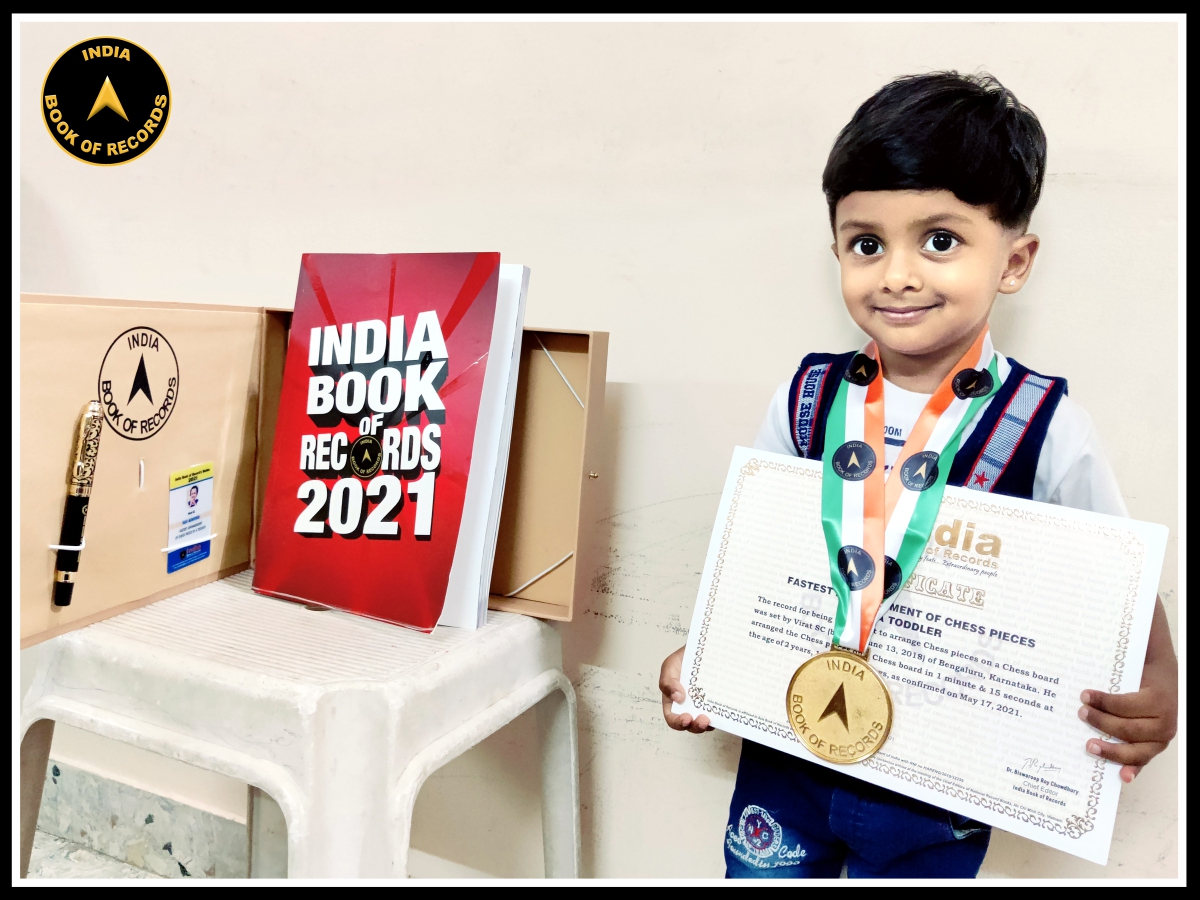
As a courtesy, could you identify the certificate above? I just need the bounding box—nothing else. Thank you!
[675,447,1166,864]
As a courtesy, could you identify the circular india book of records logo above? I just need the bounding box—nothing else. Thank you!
[42,36,170,166]
[97,327,179,440]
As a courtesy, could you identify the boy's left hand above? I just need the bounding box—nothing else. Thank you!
[1079,596,1177,784]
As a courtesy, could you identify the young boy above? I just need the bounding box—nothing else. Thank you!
[658,72,1178,879]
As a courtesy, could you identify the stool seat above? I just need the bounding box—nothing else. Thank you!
[21,570,580,878]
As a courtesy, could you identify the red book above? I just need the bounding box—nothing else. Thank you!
[253,253,527,630]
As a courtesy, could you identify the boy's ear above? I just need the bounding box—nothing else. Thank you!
[999,233,1040,293]
[830,241,839,260]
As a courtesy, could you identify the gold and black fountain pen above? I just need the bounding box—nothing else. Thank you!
[53,401,104,607]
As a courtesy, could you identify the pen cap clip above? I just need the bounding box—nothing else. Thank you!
[68,401,104,495]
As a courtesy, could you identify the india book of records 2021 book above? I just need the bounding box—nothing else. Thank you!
[252,252,528,630]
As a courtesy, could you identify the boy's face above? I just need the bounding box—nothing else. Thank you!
[832,190,1038,367]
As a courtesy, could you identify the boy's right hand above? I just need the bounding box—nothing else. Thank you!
[660,645,713,734]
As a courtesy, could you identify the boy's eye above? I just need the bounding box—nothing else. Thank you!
[851,237,883,256]
[922,232,959,253]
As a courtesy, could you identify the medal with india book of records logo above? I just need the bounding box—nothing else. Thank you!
[786,329,1001,763]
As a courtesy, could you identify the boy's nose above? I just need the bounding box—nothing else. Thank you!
[879,252,922,294]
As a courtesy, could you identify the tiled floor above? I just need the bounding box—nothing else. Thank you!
[28,828,494,879]
[36,757,248,878]
[28,831,163,879]
[29,754,491,879]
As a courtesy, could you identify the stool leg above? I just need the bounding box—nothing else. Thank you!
[248,787,289,878]
[20,719,55,878]
[536,685,581,878]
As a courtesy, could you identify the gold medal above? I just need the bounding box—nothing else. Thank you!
[786,647,892,764]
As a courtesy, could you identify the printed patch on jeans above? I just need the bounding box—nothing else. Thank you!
[725,805,809,869]
[738,805,781,858]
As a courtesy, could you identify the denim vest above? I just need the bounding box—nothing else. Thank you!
[786,351,1067,500]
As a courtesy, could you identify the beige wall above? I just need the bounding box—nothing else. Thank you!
[20,21,1179,878]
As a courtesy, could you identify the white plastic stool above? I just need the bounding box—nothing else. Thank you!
[20,569,580,878]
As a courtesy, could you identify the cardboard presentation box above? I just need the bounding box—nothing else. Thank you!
[19,293,606,646]
[488,329,608,621]
[19,294,288,647]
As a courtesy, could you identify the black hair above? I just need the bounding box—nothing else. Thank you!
[822,71,1046,231]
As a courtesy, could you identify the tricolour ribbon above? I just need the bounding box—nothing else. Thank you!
[821,329,1001,653]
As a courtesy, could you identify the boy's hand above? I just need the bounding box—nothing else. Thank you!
[1079,597,1178,783]
[660,646,713,734]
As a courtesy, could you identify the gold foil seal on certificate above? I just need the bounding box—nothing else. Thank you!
[787,648,893,764]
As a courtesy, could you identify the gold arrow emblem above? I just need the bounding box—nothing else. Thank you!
[88,76,129,121]
[818,683,850,730]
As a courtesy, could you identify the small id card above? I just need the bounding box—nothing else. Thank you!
[167,462,214,573]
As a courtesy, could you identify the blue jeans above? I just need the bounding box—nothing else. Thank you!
[725,741,990,878]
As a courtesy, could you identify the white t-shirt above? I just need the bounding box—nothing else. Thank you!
[754,355,1129,517]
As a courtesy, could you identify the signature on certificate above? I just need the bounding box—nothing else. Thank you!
[1019,757,1062,776]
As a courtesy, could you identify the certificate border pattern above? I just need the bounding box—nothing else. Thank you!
[688,458,818,744]
[688,456,1148,842]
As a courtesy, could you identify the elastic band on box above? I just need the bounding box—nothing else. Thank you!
[161,535,219,553]
[502,551,574,597]
[534,333,585,408]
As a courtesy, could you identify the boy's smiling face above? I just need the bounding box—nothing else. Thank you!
[832,189,1039,389]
